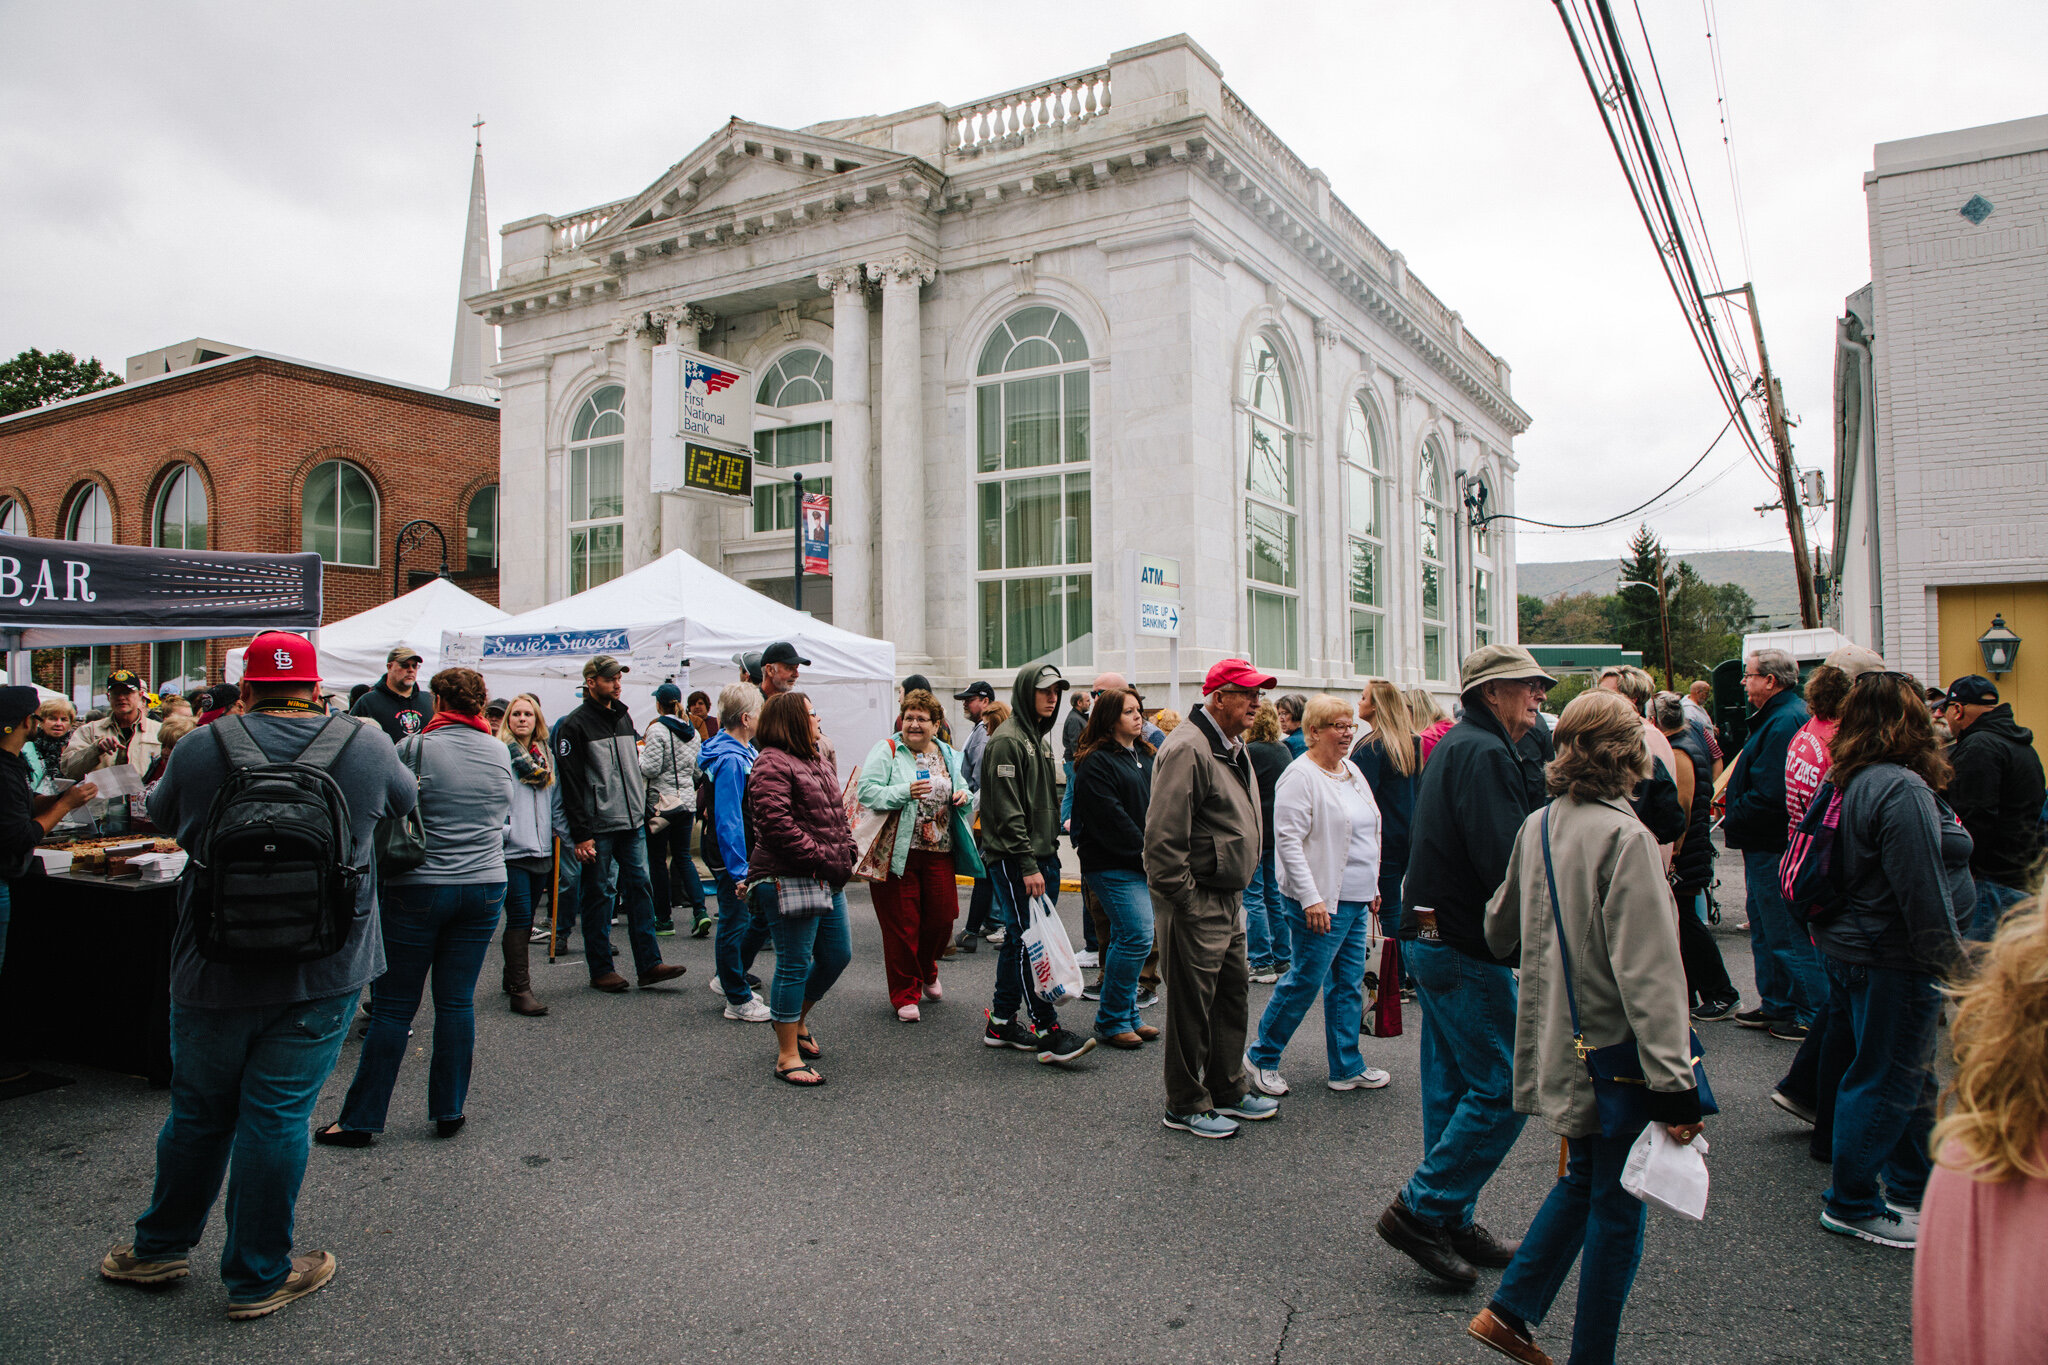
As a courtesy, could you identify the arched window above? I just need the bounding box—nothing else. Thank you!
[1243,333,1299,673]
[1470,473,1496,648]
[465,484,498,570]
[67,484,114,544]
[973,307,1092,671]
[154,466,208,550]
[0,497,24,536]
[752,348,833,535]
[568,385,625,592]
[1344,396,1387,676]
[301,460,377,565]
[1418,440,1449,681]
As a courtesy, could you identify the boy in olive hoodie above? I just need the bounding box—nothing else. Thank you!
[979,663,1097,1066]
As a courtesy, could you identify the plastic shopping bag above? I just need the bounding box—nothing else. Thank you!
[1021,893,1085,1005]
[1620,1124,1711,1220]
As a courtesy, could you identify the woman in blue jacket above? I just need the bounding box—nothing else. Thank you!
[700,682,770,1022]
[857,690,979,1022]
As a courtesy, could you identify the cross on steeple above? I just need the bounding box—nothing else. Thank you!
[472,114,484,149]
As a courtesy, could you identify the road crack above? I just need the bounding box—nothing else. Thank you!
[1272,1298,1299,1365]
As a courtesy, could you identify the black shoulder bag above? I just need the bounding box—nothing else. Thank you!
[1540,805,1718,1138]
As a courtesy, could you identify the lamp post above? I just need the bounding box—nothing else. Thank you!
[392,519,449,598]
[1978,613,2022,676]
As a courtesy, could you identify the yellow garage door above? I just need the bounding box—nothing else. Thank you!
[1936,583,2048,729]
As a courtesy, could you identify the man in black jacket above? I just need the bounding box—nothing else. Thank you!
[1943,674,2046,940]
[1377,645,1554,1287]
[555,657,685,993]
[1722,648,1822,1032]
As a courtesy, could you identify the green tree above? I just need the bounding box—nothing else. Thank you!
[1616,524,1679,685]
[1665,562,1754,678]
[0,348,121,416]
[1543,673,1593,714]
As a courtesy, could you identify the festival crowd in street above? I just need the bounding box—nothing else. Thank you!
[1,625,2043,1363]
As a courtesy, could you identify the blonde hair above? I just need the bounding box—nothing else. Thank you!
[1404,687,1446,729]
[1301,694,1353,737]
[157,715,197,749]
[1152,708,1183,734]
[1360,679,1421,778]
[1247,703,1282,744]
[496,692,550,744]
[1934,893,2048,1181]
[1547,690,1650,801]
[37,697,76,720]
[717,681,763,732]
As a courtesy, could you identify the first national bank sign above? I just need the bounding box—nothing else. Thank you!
[651,345,754,499]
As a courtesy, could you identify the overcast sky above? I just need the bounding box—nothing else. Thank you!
[3,0,2041,568]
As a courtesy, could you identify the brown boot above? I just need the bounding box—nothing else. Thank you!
[503,924,549,1017]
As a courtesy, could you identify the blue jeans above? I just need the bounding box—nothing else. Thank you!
[1822,956,1939,1219]
[991,855,1065,1029]
[131,991,358,1301]
[714,871,772,1004]
[551,842,581,939]
[504,864,550,934]
[1085,868,1154,1036]
[1743,848,1826,1024]
[1401,940,1527,1230]
[765,892,852,1023]
[1968,878,2025,943]
[1249,896,1372,1080]
[1492,1131,1647,1365]
[962,874,994,935]
[1243,851,1284,967]
[337,882,503,1131]
[578,829,663,980]
[1060,759,1076,827]
[0,878,9,977]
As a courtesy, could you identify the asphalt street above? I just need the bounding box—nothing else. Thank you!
[2,847,1915,1364]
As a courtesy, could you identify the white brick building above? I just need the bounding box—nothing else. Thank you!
[1833,112,2048,715]
[473,35,1528,699]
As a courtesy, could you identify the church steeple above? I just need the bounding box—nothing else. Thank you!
[448,119,498,397]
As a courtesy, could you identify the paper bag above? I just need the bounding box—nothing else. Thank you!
[1621,1125,1710,1220]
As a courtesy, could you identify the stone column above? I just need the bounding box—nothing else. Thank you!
[868,254,935,660]
[819,266,873,635]
[620,311,661,574]
[657,306,719,566]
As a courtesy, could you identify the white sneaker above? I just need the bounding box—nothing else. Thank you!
[984,927,1006,946]
[1246,1056,1289,1096]
[1328,1067,1392,1091]
[1075,950,1100,968]
[722,996,771,1022]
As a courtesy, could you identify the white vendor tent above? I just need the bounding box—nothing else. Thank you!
[441,550,895,774]
[226,577,509,691]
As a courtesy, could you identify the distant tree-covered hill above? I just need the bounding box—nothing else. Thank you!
[1517,550,1800,627]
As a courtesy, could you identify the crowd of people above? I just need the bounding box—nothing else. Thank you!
[0,620,2035,1359]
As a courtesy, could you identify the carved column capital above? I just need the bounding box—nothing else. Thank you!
[865,254,936,290]
[816,264,870,296]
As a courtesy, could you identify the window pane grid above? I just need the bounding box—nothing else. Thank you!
[567,385,628,591]
[301,462,376,566]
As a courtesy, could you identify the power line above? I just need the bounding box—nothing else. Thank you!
[1483,406,1741,531]
[1701,0,1756,283]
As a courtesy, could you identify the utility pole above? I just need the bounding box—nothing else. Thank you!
[1705,283,1820,628]
[1654,549,1674,691]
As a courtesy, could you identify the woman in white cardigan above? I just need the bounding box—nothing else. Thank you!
[1246,694,1390,1095]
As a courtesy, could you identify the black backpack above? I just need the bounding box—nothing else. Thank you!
[188,714,368,964]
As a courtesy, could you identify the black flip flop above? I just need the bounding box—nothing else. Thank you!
[775,1064,825,1087]
[796,1031,821,1060]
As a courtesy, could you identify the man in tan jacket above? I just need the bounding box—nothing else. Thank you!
[1144,658,1277,1139]
[61,669,161,833]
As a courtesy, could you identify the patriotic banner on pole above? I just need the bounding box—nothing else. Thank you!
[801,492,830,576]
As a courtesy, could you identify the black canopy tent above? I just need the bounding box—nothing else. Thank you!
[0,535,322,689]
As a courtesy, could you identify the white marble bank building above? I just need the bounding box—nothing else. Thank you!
[474,35,1529,697]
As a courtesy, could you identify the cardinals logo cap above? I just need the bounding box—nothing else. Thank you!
[244,631,320,683]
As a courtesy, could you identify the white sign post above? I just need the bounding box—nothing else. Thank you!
[652,344,754,495]
[1126,551,1183,714]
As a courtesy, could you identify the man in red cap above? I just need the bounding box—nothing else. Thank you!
[100,631,418,1320]
[1144,658,1278,1139]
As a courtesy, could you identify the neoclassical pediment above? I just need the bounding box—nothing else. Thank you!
[582,121,896,251]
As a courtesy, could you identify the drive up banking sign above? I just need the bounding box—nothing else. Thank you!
[651,344,755,498]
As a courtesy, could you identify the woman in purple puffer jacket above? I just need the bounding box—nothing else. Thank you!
[745,690,857,1087]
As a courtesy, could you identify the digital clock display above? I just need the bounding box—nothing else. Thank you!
[682,443,753,499]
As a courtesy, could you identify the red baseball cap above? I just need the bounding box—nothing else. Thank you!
[244,631,321,683]
[1203,658,1277,695]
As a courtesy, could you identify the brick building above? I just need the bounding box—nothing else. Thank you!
[0,349,500,704]
[1832,111,2048,719]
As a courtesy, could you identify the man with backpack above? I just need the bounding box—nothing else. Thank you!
[99,632,417,1320]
